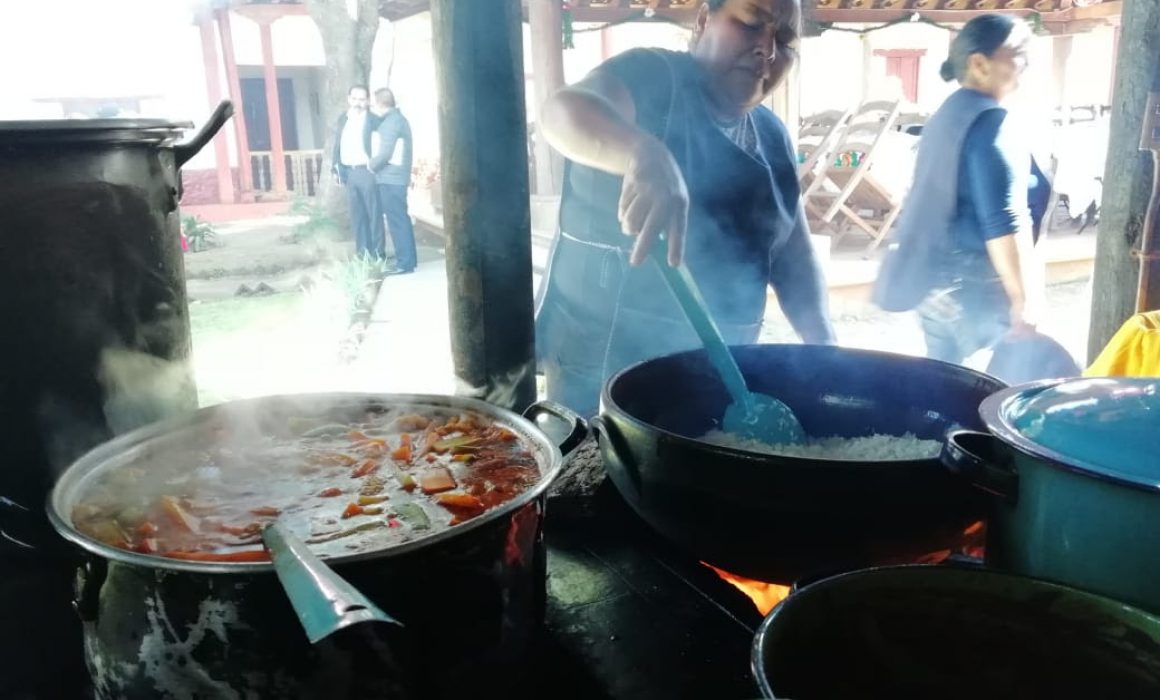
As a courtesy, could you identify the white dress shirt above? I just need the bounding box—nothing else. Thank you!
[339,110,369,167]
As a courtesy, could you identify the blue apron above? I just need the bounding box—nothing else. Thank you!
[534,50,799,415]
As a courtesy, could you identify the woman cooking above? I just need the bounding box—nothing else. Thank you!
[873,14,1044,364]
[536,0,835,417]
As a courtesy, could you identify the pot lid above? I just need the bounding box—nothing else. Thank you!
[0,117,193,145]
[986,378,1160,489]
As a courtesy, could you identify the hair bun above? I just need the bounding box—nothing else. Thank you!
[938,59,956,82]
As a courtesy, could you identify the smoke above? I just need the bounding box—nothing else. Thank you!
[99,347,198,436]
[454,360,536,411]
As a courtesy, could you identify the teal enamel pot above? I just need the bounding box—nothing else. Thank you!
[942,377,1160,612]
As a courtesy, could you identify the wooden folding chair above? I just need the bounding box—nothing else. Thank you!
[797,110,851,235]
[808,99,904,251]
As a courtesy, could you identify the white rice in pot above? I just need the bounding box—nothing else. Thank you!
[700,429,942,461]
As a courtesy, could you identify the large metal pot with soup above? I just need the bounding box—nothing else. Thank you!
[47,393,586,700]
[593,344,1005,583]
[942,377,1160,613]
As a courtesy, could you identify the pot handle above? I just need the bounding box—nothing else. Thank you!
[522,401,588,458]
[73,557,108,623]
[942,430,1018,503]
[175,100,234,169]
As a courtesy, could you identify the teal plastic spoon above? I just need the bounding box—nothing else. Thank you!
[650,239,805,444]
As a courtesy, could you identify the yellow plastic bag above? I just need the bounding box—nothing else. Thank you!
[1085,311,1160,377]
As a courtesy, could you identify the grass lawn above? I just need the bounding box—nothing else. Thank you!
[189,292,348,407]
[189,292,305,339]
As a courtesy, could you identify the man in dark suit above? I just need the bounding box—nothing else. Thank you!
[331,85,386,259]
[369,87,417,274]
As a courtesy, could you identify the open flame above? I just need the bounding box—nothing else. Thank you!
[705,521,987,616]
[702,563,791,616]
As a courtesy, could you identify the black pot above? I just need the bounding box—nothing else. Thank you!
[751,565,1160,699]
[0,103,234,700]
[47,394,586,699]
[0,102,233,540]
[594,344,1003,582]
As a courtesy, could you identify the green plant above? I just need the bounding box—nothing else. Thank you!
[330,254,386,317]
[182,215,218,253]
[287,196,340,244]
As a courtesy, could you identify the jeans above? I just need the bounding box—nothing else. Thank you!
[378,183,417,271]
[346,167,385,258]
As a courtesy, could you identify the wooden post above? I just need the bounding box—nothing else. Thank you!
[860,34,873,106]
[216,8,254,198]
[196,14,235,204]
[258,19,288,196]
[1109,25,1122,105]
[1133,59,1160,312]
[430,0,537,410]
[1087,0,1160,361]
[1051,35,1073,110]
[529,0,566,195]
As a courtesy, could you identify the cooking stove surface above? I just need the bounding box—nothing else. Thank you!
[527,481,765,699]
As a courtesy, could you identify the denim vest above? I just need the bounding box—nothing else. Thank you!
[873,89,1002,312]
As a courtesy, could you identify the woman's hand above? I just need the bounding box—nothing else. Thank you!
[1007,301,1039,337]
[619,136,689,267]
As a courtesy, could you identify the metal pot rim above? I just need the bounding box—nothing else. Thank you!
[47,392,563,575]
[979,380,1160,493]
[750,562,1160,699]
[0,118,192,132]
[602,344,999,466]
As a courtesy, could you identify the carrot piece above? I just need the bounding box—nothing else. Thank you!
[352,459,380,479]
[391,433,413,462]
[417,467,457,494]
[319,487,343,498]
[435,493,485,510]
[422,429,441,454]
[165,549,272,563]
[159,496,199,534]
[250,506,281,517]
[341,503,365,519]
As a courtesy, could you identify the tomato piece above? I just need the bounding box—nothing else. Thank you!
[250,506,281,517]
[319,487,343,498]
[352,459,380,478]
[341,503,365,519]
[418,467,456,494]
